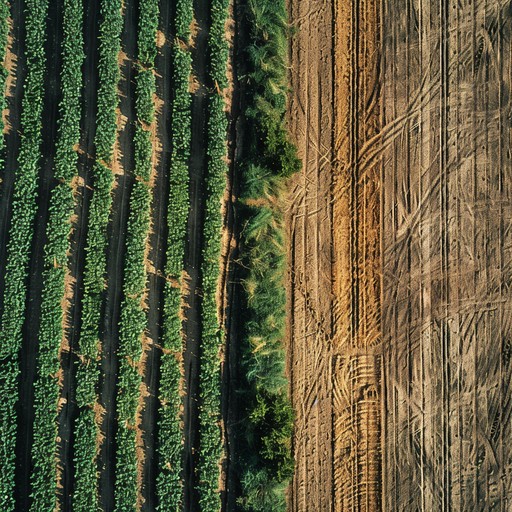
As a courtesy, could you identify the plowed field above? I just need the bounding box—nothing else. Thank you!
[288,0,512,510]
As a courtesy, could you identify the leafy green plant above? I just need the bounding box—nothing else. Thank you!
[0,0,49,508]
[196,0,231,508]
[29,0,85,509]
[114,1,158,509]
[73,0,123,509]
[156,1,193,510]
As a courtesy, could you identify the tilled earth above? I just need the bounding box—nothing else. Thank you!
[287,0,512,510]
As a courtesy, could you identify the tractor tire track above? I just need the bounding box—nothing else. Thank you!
[182,0,210,507]
[287,0,335,510]
[140,0,173,508]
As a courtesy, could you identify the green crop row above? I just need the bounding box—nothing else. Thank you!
[73,0,122,509]
[236,1,299,510]
[197,95,227,512]
[114,176,151,511]
[114,0,158,508]
[0,0,12,502]
[0,0,48,508]
[0,2,11,500]
[156,1,193,509]
[29,0,85,509]
[0,0,9,168]
[95,0,123,162]
[197,0,230,508]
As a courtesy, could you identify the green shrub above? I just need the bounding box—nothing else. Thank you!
[235,0,300,509]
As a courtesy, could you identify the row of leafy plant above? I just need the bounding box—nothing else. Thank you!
[197,0,231,509]
[235,0,300,510]
[0,0,9,168]
[114,0,158,509]
[0,0,49,509]
[29,0,84,510]
[73,0,123,509]
[156,0,193,509]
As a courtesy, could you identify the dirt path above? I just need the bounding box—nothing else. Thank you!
[98,0,137,508]
[287,0,335,510]
[58,0,100,508]
[140,3,174,508]
[15,0,64,507]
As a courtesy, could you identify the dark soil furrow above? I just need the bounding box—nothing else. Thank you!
[183,0,210,507]
[98,0,138,508]
[15,0,64,507]
[59,0,101,508]
[140,1,174,509]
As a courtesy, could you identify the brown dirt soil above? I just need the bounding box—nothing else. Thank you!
[3,27,16,133]
[287,0,335,509]
[288,0,382,509]
[331,0,382,510]
[381,1,512,509]
[289,0,512,511]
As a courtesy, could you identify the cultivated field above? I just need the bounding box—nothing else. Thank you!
[0,0,294,510]
[1,0,511,510]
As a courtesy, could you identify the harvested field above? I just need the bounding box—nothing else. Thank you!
[287,0,334,509]
[288,0,512,510]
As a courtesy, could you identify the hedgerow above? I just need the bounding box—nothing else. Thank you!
[156,0,193,509]
[235,0,299,509]
[114,0,158,509]
[29,0,84,509]
[196,0,230,509]
[0,0,48,508]
[73,0,122,509]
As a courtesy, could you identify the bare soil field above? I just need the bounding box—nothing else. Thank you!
[381,0,512,509]
[287,0,335,509]
[287,0,512,510]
